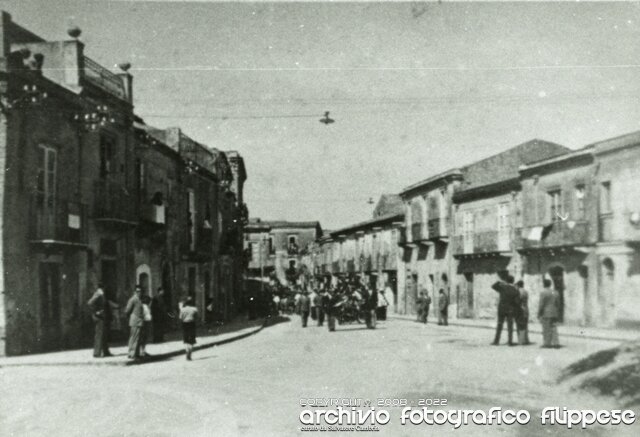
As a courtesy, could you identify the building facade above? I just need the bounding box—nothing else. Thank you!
[0,13,247,356]
[451,140,568,319]
[397,170,462,317]
[245,220,322,286]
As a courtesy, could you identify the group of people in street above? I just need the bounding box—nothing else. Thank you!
[492,274,561,348]
[415,288,449,326]
[275,278,392,332]
[88,283,200,361]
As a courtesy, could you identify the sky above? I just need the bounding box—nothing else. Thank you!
[3,0,640,229]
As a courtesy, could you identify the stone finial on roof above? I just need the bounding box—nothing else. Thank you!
[67,26,81,39]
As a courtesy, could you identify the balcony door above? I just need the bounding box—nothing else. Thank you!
[36,145,57,238]
[497,203,511,251]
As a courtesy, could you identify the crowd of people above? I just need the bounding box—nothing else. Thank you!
[270,277,392,332]
[86,271,562,362]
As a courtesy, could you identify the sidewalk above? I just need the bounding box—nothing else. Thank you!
[0,316,270,368]
[389,314,640,343]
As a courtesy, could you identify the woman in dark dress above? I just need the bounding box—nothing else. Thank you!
[179,297,198,361]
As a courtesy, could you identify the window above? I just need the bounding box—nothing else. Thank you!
[136,159,147,200]
[187,189,196,251]
[37,145,57,200]
[268,236,275,254]
[548,189,562,222]
[99,134,116,179]
[575,185,586,219]
[600,181,611,214]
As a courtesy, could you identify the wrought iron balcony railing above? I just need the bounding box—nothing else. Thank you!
[30,194,88,246]
[93,180,136,225]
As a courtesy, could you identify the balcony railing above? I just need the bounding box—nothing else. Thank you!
[94,180,136,225]
[428,218,449,239]
[287,244,299,255]
[519,220,591,250]
[411,223,428,242]
[30,194,88,246]
[397,226,408,245]
[452,231,512,255]
[599,214,613,242]
[83,56,127,100]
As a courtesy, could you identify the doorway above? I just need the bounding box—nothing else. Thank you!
[463,272,474,318]
[548,266,565,323]
[39,262,61,350]
[601,258,615,326]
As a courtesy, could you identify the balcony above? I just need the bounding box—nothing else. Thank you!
[519,220,592,250]
[83,56,127,100]
[452,231,513,256]
[427,218,449,240]
[397,226,408,245]
[29,195,88,248]
[182,228,214,261]
[599,214,613,242]
[411,223,429,243]
[93,180,137,227]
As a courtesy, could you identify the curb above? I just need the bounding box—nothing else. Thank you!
[0,318,270,368]
[388,316,636,343]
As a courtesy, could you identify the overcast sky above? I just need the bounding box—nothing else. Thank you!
[4,0,640,229]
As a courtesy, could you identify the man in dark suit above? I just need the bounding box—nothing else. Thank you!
[491,274,521,346]
[125,285,144,359]
[438,289,449,326]
[297,291,311,328]
[87,283,113,358]
[538,278,561,348]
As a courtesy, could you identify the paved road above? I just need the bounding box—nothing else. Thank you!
[1,317,637,437]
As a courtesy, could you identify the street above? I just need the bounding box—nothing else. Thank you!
[1,317,637,437]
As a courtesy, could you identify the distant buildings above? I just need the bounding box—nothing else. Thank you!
[313,135,640,330]
[0,12,247,355]
[244,219,322,286]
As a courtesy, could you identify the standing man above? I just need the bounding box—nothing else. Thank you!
[416,290,425,323]
[298,291,311,328]
[491,275,520,346]
[516,280,531,345]
[125,285,144,359]
[309,287,318,321]
[151,287,167,343]
[87,283,113,358]
[316,288,326,327]
[437,289,449,326]
[376,286,389,321]
[538,278,561,348]
[327,289,340,332]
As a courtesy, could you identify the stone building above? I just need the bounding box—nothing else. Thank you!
[451,140,568,319]
[134,121,248,324]
[592,131,640,327]
[518,147,597,326]
[0,13,247,355]
[244,219,322,286]
[397,169,462,317]
[0,13,137,355]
